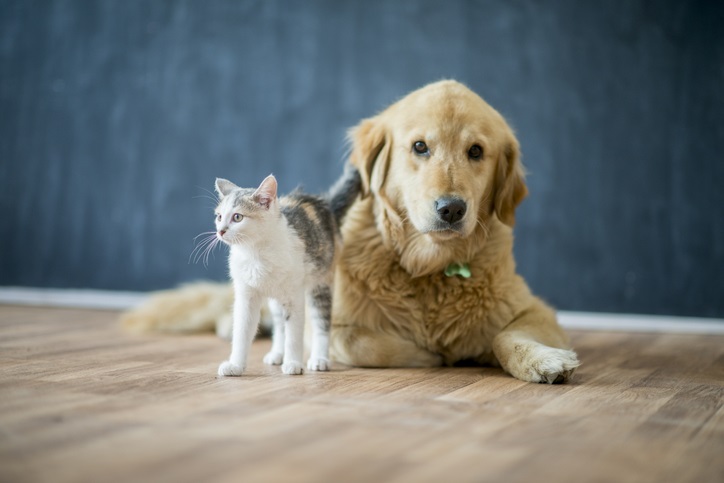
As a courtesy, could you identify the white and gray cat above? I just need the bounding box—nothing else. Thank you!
[213,170,359,376]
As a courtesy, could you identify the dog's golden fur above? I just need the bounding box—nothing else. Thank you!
[122,80,579,383]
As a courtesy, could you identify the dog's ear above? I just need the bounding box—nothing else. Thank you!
[347,116,391,198]
[494,137,528,226]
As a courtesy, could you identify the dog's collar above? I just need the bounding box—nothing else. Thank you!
[444,263,471,279]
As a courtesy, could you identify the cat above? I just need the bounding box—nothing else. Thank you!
[213,169,359,376]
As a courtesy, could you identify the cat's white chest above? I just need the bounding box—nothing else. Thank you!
[229,249,268,288]
[229,244,298,294]
[229,253,265,288]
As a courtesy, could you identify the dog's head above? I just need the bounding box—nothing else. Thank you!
[348,80,527,274]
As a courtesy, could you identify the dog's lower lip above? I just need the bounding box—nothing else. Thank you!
[426,229,461,239]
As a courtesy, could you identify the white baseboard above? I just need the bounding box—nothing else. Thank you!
[0,287,148,310]
[0,287,722,334]
[557,311,724,335]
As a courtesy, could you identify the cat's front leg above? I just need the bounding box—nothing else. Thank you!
[262,299,285,366]
[306,285,332,371]
[218,289,262,377]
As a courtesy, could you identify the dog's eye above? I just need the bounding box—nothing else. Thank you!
[413,141,429,155]
[468,144,483,160]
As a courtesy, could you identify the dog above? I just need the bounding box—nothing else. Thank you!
[328,80,579,383]
[122,80,579,383]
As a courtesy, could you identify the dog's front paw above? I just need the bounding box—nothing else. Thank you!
[527,346,580,384]
[504,344,580,384]
[218,361,244,377]
[281,361,304,375]
[263,351,284,365]
[307,357,330,372]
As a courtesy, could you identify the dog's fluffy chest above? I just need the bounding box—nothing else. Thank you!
[345,245,502,362]
[406,269,501,359]
[339,203,523,364]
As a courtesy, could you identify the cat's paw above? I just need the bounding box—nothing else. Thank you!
[217,361,244,377]
[307,357,330,372]
[263,351,284,365]
[281,361,304,375]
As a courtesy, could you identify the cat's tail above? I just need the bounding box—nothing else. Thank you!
[327,164,362,225]
[120,281,233,336]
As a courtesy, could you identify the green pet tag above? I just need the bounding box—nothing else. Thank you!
[444,263,471,279]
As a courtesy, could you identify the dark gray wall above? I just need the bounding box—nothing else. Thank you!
[1,0,723,318]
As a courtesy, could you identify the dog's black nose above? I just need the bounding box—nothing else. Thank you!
[435,197,467,224]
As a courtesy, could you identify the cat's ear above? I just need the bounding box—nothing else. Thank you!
[253,175,277,209]
[215,178,238,198]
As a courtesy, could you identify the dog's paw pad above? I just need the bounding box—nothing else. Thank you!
[281,361,304,375]
[307,357,330,372]
[263,351,284,365]
[538,369,574,384]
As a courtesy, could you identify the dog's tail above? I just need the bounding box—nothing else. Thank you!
[327,164,361,226]
[120,281,233,335]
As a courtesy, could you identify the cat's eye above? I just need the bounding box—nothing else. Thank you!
[413,140,429,156]
[468,144,483,160]
[215,214,221,222]
[232,213,243,223]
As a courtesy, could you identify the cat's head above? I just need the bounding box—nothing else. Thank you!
[213,174,278,245]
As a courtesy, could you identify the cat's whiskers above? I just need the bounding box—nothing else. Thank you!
[192,196,219,210]
[198,187,221,204]
[193,231,217,241]
[201,239,221,267]
[193,187,222,211]
[190,232,222,267]
[189,241,214,266]
[194,188,220,205]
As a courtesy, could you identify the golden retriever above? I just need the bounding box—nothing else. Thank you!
[328,80,579,383]
[123,80,579,383]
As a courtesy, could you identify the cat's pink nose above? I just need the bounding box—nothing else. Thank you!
[218,230,226,236]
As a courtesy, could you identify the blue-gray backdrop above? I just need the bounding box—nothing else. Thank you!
[1,0,723,318]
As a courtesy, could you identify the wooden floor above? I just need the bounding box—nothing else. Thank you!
[0,305,722,483]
